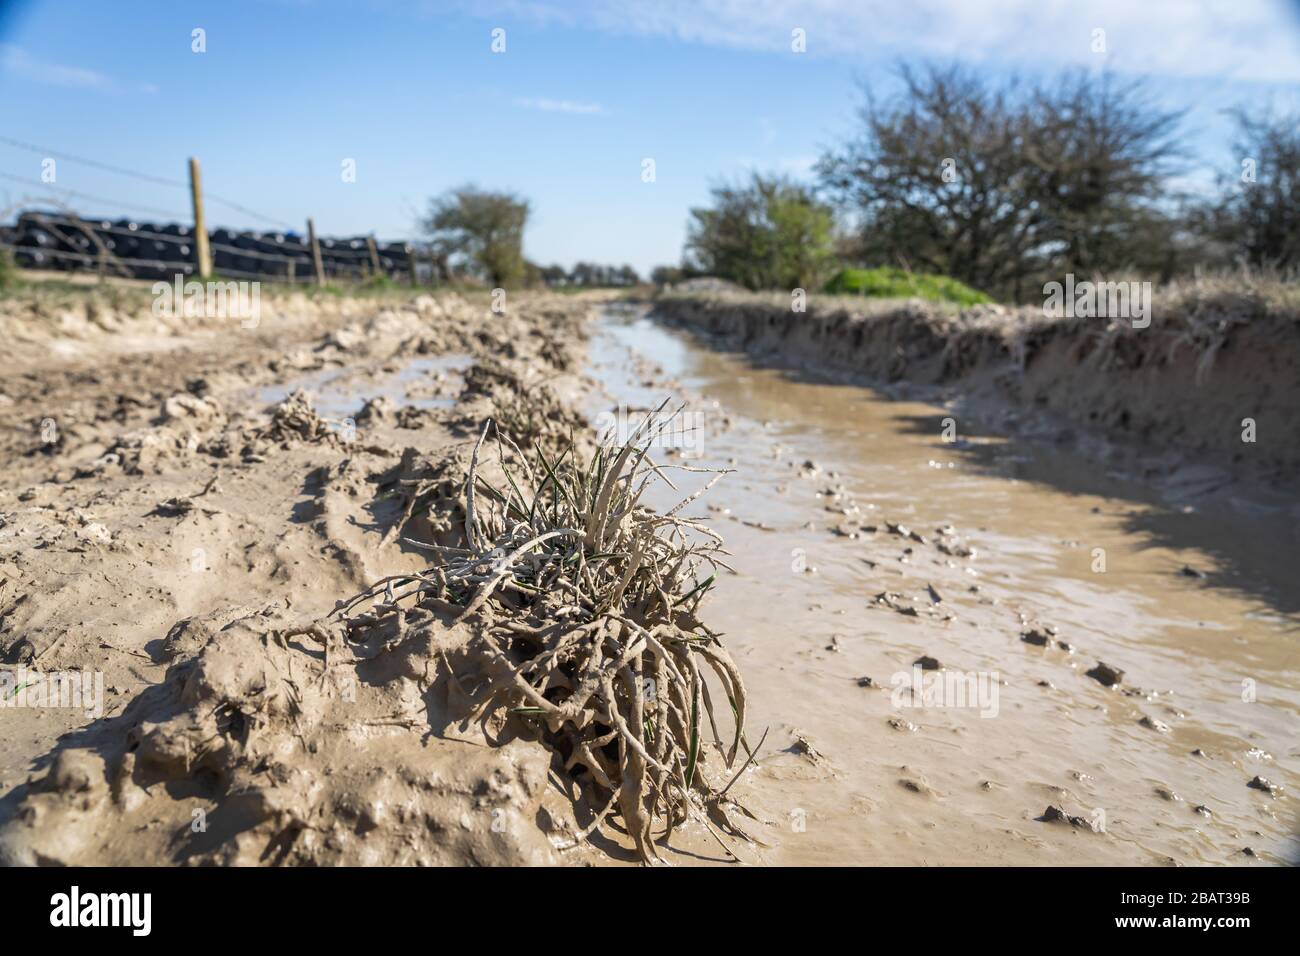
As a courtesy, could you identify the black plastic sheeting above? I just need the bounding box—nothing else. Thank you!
[2,210,417,282]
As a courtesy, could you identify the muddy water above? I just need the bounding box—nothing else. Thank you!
[254,353,471,419]
[585,304,1299,866]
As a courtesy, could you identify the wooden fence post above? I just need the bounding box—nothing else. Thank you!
[188,158,211,279]
[366,235,382,278]
[409,244,420,287]
[307,218,325,286]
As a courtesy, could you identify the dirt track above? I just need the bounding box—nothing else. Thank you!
[0,285,1294,866]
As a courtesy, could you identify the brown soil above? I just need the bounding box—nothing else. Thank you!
[0,286,702,865]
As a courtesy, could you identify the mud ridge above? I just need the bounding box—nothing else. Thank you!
[651,285,1300,484]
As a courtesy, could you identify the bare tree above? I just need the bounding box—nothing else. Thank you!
[1021,71,1185,279]
[817,64,1184,301]
[1207,108,1300,271]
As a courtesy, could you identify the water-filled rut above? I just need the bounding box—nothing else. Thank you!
[582,304,1298,866]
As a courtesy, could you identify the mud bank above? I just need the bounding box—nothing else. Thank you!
[652,285,1300,484]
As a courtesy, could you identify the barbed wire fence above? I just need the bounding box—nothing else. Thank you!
[0,138,425,287]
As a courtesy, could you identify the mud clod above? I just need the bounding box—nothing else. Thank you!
[1247,776,1279,797]
[1020,628,1051,646]
[1037,805,1095,830]
[1086,662,1125,687]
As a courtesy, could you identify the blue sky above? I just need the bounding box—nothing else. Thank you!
[2,0,1299,275]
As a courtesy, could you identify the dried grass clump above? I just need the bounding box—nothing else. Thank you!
[334,403,759,862]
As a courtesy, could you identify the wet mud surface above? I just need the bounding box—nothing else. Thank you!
[0,288,1293,866]
[585,305,1298,865]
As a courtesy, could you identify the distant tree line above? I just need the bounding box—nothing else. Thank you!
[672,64,1300,303]
[536,261,641,288]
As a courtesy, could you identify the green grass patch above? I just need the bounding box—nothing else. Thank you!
[824,267,992,306]
[358,273,399,291]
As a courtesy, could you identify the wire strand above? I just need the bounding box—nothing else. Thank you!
[0,135,191,189]
[0,137,294,229]
[0,171,190,220]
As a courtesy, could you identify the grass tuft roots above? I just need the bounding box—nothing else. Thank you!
[333,402,758,862]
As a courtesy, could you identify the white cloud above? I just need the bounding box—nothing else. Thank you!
[0,44,112,89]
[515,96,605,114]
[465,0,1300,83]
[0,44,156,93]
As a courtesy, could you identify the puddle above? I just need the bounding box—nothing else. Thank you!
[585,304,1299,866]
[254,353,472,420]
